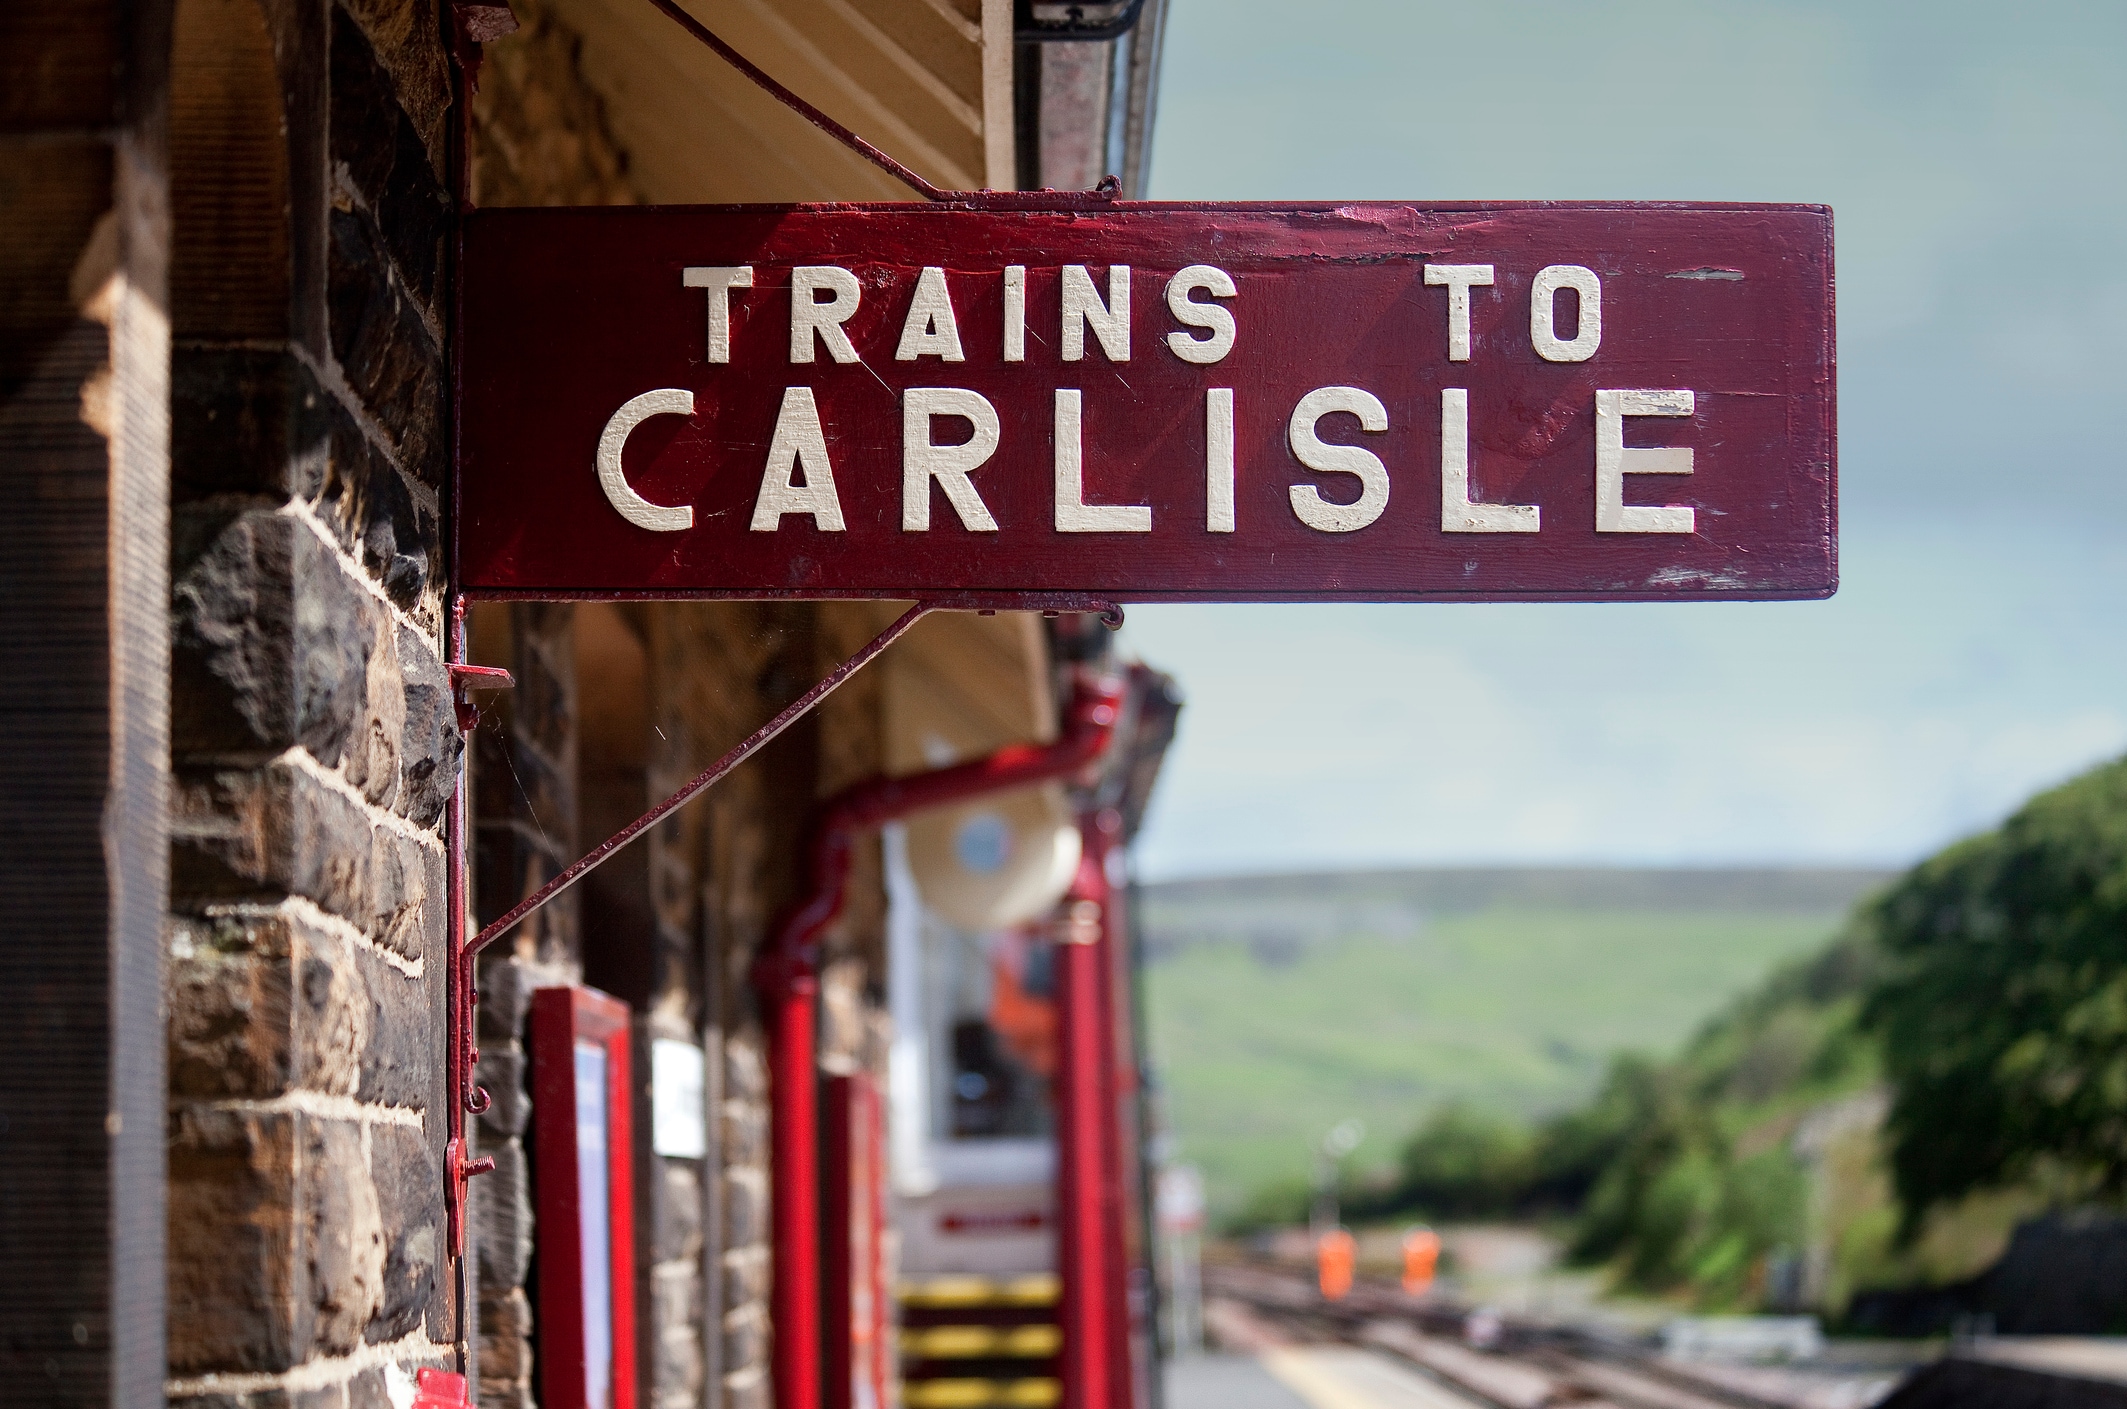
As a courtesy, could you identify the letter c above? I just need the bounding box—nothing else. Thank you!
[596,388,695,531]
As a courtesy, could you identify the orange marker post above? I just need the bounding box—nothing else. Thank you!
[1317,1228,1357,1301]
[1401,1227,1441,1297]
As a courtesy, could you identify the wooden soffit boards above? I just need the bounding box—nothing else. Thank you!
[545,0,1012,202]
[883,611,1056,775]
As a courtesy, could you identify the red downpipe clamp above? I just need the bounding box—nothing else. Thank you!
[754,671,1126,1409]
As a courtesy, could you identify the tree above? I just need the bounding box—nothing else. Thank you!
[1861,755,2127,1231]
[1395,1102,1534,1219]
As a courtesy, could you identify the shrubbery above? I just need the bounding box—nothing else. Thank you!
[1231,756,2127,1310]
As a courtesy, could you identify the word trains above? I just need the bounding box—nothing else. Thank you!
[595,262,1697,540]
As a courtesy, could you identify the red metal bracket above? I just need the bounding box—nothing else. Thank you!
[447,663,513,732]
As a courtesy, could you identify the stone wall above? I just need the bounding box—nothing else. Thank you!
[466,601,895,1409]
[162,0,461,1402]
[468,602,583,1409]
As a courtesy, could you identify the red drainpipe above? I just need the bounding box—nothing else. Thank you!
[1055,811,1137,1409]
[756,671,1126,1409]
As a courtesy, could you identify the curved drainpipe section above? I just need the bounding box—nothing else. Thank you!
[756,671,1126,1409]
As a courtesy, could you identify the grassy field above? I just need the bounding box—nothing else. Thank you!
[1138,868,1888,1220]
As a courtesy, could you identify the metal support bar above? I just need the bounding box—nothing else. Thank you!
[640,0,952,201]
[444,605,504,1268]
[465,598,933,960]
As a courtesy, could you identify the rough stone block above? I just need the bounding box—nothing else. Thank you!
[475,1044,528,1138]
[326,204,442,475]
[719,1100,766,1172]
[368,1122,441,1345]
[170,346,331,509]
[166,916,292,1100]
[721,1311,767,1399]
[354,940,433,1109]
[396,621,456,825]
[330,7,448,308]
[318,407,434,609]
[472,1137,531,1296]
[725,1371,769,1409]
[722,1246,769,1317]
[343,614,406,811]
[335,0,451,175]
[167,1109,384,1373]
[653,1264,704,1405]
[170,757,439,962]
[476,956,536,1041]
[478,1285,534,1399]
[167,911,369,1100]
[722,1166,768,1257]
[655,1160,703,1265]
[724,1039,767,1102]
[653,1260,701,1335]
[172,509,377,765]
[347,1368,391,1409]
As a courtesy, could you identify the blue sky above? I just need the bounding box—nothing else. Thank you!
[1123,0,2127,879]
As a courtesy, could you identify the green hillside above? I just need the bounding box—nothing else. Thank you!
[1138,868,1890,1220]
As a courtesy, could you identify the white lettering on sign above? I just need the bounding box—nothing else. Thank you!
[1531,264,1601,362]
[1596,389,1696,533]
[896,266,966,362]
[751,387,845,532]
[903,388,1001,531]
[1061,264,1130,362]
[1440,388,1538,533]
[596,388,694,532]
[1206,388,1236,533]
[1423,264,1493,363]
[593,261,1716,543]
[792,265,861,364]
[1003,265,1027,363]
[1287,386,1389,533]
[682,265,752,364]
[1053,389,1152,532]
[1164,265,1237,364]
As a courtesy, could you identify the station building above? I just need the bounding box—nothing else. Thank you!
[0,4,1177,1409]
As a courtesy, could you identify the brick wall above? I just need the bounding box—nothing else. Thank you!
[162,1,461,1403]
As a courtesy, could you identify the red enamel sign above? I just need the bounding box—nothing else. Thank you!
[457,202,1834,602]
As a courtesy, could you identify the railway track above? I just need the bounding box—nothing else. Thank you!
[1203,1259,1894,1409]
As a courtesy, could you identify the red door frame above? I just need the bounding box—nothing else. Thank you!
[531,986,639,1409]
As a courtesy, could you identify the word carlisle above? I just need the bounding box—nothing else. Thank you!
[458,203,1834,602]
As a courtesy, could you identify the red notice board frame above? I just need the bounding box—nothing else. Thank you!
[531,986,638,1409]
